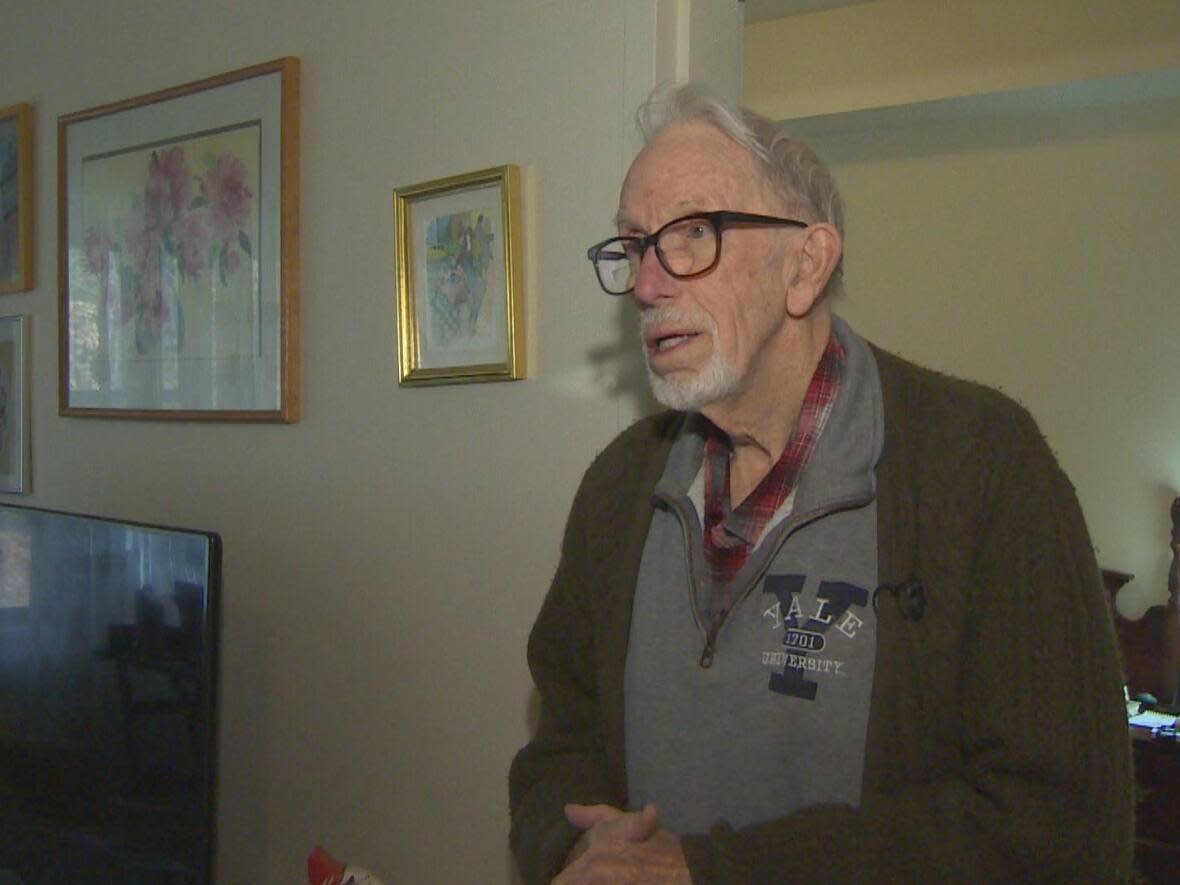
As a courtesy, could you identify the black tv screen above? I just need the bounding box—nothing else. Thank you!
[0,503,221,884]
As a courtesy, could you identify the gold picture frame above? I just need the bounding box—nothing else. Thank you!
[58,58,300,421]
[0,103,34,294]
[394,165,525,386]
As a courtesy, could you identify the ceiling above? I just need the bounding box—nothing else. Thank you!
[743,0,875,24]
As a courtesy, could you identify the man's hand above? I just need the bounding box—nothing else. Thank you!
[555,802,691,884]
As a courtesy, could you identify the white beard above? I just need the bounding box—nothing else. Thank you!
[639,307,741,411]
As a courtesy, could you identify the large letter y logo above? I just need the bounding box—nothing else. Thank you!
[763,575,868,700]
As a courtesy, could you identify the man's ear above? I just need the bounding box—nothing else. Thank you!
[784,223,842,318]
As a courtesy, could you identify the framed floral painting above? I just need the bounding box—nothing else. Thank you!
[58,58,300,421]
[393,165,526,386]
[0,315,30,494]
[0,103,34,294]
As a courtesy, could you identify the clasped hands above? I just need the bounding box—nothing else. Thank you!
[553,802,691,884]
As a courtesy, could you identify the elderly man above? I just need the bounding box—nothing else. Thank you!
[509,84,1134,884]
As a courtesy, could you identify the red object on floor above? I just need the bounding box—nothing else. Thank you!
[308,845,348,885]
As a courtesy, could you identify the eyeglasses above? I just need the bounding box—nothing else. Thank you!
[586,210,808,296]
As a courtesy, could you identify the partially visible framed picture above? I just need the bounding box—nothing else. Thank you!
[0,103,34,294]
[0,315,30,494]
[58,58,300,421]
[394,164,525,386]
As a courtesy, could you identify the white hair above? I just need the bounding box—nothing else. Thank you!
[636,82,846,298]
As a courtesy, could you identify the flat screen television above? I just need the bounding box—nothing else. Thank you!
[0,503,221,884]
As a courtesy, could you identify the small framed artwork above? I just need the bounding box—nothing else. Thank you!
[58,57,300,421]
[393,164,525,386]
[0,315,30,494]
[0,103,34,294]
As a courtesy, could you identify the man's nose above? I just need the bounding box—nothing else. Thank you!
[631,247,673,306]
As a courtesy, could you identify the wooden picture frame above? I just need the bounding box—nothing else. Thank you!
[0,103,34,294]
[394,165,525,386]
[58,58,300,421]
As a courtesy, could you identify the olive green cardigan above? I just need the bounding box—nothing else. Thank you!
[509,346,1135,884]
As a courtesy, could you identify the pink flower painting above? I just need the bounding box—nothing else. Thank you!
[174,212,208,279]
[144,146,192,232]
[83,227,114,280]
[201,152,254,285]
[203,153,252,241]
[82,136,257,353]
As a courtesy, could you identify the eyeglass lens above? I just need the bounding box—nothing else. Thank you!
[596,217,719,294]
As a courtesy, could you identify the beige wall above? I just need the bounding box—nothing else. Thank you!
[747,0,1180,118]
[0,1,740,881]
[746,0,1180,615]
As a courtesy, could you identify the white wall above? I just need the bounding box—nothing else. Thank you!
[0,1,740,881]
[746,0,1180,616]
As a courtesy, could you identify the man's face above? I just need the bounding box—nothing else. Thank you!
[617,122,797,413]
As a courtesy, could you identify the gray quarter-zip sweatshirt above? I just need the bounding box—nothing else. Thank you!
[624,316,884,833]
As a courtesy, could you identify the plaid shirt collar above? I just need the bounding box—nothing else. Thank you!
[703,333,846,590]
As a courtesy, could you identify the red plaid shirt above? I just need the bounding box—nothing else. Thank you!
[703,334,846,600]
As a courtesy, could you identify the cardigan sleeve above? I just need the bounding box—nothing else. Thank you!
[508,477,619,885]
[509,414,678,885]
[679,387,1135,883]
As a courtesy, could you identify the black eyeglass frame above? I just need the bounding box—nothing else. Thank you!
[586,210,809,295]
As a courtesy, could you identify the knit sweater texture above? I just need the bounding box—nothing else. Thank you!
[508,343,1135,884]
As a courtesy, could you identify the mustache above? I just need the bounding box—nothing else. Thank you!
[638,306,717,338]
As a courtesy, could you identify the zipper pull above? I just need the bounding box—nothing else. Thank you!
[699,639,715,669]
[699,614,725,669]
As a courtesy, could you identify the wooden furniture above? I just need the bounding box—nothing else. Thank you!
[1107,496,1180,882]
[1108,498,1180,707]
[1131,729,1180,881]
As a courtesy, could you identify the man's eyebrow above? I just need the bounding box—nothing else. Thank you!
[614,211,643,233]
[616,202,713,233]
